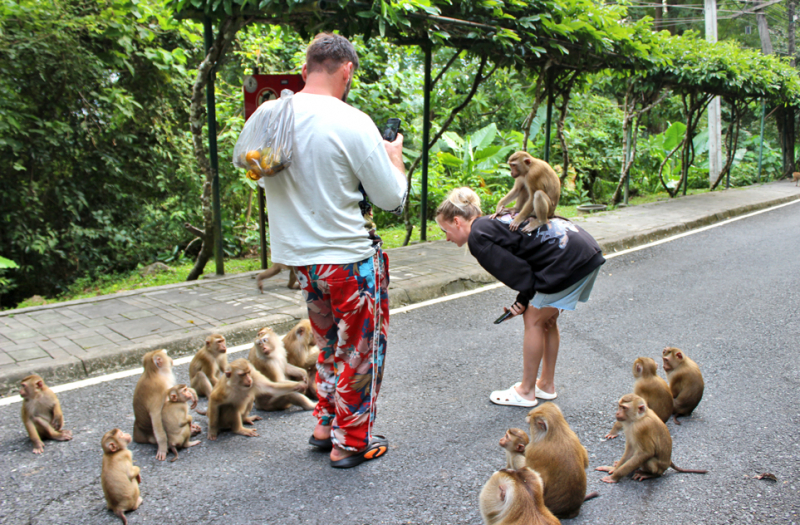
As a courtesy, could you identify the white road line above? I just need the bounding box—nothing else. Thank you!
[2,197,797,406]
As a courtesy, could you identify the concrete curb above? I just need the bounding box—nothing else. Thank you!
[2,189,798,396]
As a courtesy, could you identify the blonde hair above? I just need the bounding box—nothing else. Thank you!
[435,187,482,223]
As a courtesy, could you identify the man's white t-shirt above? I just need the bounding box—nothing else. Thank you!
[258,93,406,267]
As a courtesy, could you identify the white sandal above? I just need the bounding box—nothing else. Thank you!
[490,385,538,407]
[535,385,558,400]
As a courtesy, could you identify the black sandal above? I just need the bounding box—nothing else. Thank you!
[308,434,333,451]
[330,435,388,468]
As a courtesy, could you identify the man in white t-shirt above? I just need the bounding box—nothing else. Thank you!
[260,33,406,468]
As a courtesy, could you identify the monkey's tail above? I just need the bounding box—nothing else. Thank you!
[670,462,707,474]
[584,491,600,501]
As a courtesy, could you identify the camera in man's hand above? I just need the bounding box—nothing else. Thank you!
[382,118,401,142]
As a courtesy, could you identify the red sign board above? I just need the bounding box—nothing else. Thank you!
[243,74,305,121]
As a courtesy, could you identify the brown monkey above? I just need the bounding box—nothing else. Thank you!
[605,357,672,439]
[205,359,260,440]
[19,374,73,454]
[792,171,800,186]
[479,467,561,525]
[662,347,705,425]
[132,349,176,460]
[248,327,315,411]
[499,428,529,470]
[492,151,560,233]
[283,319,319,372]
[189,334,229,398]
[101,428,142,525]
[596,394,707,483]
[256,263,299,292]
[162,384,201,462]
[525,403,589,519]
[283,319,319,398]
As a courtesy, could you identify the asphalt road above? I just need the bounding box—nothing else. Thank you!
[1,204,799,525]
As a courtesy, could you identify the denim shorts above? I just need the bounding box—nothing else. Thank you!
[530,266,601,311]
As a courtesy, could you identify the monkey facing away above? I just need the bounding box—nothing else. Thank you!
[248,327,315,411]
[525,403,589,519]
[596,394,707,483]
[101,428,142,525]
[605,357,672,439]
[132,349,176,460]
[792,171,800,186]
[189,334,229,398]
[662,347,704,425]
[282,319,320,399]
[479,467,561,525]
[492,151,560,233]
[162,384,201,462]
[499,428,529,470]
[19,374,73,454]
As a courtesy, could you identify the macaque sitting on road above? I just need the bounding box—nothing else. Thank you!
[499,428,529,470]
[203,358,304,440]
[19,374,73,454]
[162,384,201,462]
[480,467,561,525]
[189,334,229,398]
[605,357,672,439]
[132,349,175,461]
[596,394,707,483]
[282,319,320,398]
[662,347,705,425]
[491,151,560,233]
[255,264,299,292]
[248,327,315,411]
[101,428,142,525]
[525,403,590,519]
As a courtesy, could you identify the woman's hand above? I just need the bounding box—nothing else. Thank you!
[504,301,527,318]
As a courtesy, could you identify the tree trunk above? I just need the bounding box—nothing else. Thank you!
[556,84,574,184]
[185,18,246,281]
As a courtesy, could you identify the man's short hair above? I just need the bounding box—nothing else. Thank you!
[305,33,359,74]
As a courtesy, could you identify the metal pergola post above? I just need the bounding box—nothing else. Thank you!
[757,100,766,182]
[623,123,633,205]
[204,17,224,275]
[420,43,432,241]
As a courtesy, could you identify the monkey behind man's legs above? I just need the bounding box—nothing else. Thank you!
[255,264,299,292]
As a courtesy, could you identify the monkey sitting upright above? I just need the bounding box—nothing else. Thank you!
[596,394,707,483]
[605,356,672,439]
[491,151,560,233]
[662,346,704,425]
[101,428,142,525]
[162,384,201,462]
[19,374,73,454]
[499,428,529,470]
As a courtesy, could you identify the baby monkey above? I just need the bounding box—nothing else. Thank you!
[19,374,73,454]
[499,428,529,470]
[162,384,201,462]
[101,428,142,525]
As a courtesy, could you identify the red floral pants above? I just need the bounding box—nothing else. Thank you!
[296,249,389,451]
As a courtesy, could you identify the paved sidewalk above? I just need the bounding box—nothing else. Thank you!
[1,180,798,396]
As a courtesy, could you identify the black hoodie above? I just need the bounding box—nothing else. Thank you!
[467,216,605,308]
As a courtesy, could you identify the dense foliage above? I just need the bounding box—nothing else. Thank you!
[1,0,798,308]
